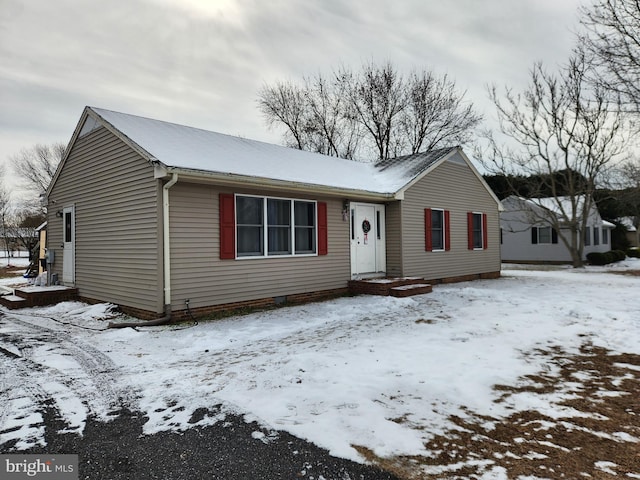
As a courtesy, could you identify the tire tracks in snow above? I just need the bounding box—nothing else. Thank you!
[0,311,137,447]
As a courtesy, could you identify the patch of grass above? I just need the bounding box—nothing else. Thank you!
[0,265,26,279]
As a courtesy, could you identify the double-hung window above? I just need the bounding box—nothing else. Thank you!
[584,226,591,246]
[531,227,558,244]
[237,196,264,257]
[531,226,558,244]
[294,201,316,254]
[431,209,445,250]
[236,195,317,257]
[467,212,488,250]
[424,208,450,252]
[267,198,291,255]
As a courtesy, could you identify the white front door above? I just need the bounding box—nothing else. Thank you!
[351,202,386,276]
[62,205,75,284]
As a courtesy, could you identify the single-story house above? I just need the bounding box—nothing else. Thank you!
[45,106,502,319]
[500,195,615,263]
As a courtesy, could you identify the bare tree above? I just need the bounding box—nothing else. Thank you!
[580,0,640,113]
[258,62,481,162]
[10,142,65,193]
[257,82,308,151]
[399,70,482,154]
[616,159,640,233]
[481,50,628,267]
[345,61,406,161]
[300,73,363,159]
[0,166,12,264]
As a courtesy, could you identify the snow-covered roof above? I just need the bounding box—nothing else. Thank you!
[506,195,612,226]
[83,107,461,197]
[617,216,638,232]
[530,195,587,217]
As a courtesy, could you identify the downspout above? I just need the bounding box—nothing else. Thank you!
[109,173,178,328]
[162,172,179,310]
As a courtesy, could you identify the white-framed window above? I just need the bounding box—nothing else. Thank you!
[602,227,609,245]
[431,208,445,251]
[471,212,483,249]
[531,226,558,244]
[593,227,600,246]
[538,226,552,244]
[236,195,317,258]
[584,226,591,246]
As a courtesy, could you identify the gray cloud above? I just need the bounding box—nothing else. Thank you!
[0,0,582,190]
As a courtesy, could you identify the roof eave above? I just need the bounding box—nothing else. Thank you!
[159,165,397,201]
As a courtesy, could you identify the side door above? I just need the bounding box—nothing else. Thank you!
[62,205,75,284]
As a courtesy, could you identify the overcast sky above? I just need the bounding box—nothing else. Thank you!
[0,0,584,193]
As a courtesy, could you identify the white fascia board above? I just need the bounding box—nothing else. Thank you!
[166,167,395,202]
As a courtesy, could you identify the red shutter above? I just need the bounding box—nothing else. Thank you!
[467,212,474,250]
[444,210,451,251]
[424,208,433,251]
[482,213,488,250]
[318,202,328,255]
[219,193,235,259]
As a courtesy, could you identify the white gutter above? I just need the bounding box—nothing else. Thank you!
[162,173,179,307]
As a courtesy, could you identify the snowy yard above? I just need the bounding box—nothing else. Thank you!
[1,260,639,479]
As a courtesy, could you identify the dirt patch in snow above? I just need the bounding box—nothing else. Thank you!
[611,269,640,277]
[0,264,27,279]
[357,344,640,479]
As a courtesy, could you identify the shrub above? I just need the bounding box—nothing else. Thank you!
[587,252,607,265]
[587,250,626,265]
[612,250,626,261]
[627,248,640,258]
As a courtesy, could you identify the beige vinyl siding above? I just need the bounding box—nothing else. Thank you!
[398,155,501,279]
[385,201,402,276]
[48,126,163,313]
[169,183,350,310]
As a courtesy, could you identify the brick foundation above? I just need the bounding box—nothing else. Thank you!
[427,270,501,285]
[80,287,350,323]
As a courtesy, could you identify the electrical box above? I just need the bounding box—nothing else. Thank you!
[45,249,55,264]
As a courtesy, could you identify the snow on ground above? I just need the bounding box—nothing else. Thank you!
[1,260,639,464]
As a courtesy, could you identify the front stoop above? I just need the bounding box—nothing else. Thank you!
[389,283,433,297]
[0,286,79,309]
[348,277,432,297]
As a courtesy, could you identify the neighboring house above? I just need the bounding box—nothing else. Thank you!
[45,106,502,319]
[617,216,639,247]
[501,195,615,263]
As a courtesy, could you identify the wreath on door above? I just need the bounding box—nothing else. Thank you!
[362,219,371,233]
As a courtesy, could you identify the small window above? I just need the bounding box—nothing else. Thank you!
[602,227,609,245]
[64,212,72,243]
[532,226,558,244]
[538,226,552,244]
[431,209,445,250]
[593,227,600,246]
[472,213,483,249]
[584,226,591,246]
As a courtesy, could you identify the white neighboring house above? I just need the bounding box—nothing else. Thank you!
[501,195,615,263]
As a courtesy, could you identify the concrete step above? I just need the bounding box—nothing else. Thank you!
[389,283,433,297]
[348,277,431,296]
